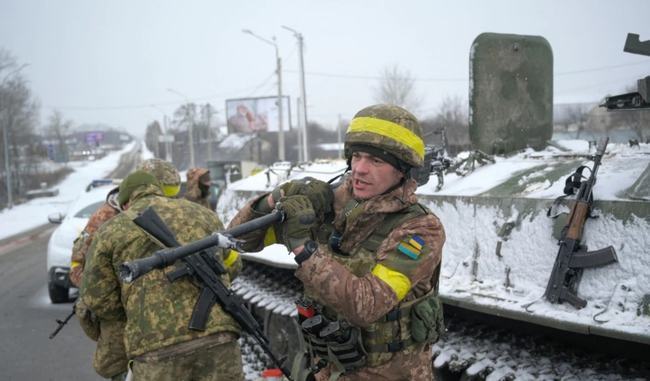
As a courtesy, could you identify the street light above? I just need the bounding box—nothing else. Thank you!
[166,88,196,168]
[282,25,309,162]
[2,63,30,209]
[242,29,285,161]
[149,105,173,162]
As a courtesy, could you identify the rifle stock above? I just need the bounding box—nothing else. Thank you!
[544,138,618,309]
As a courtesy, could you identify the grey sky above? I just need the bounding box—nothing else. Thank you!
[1,0,648,137]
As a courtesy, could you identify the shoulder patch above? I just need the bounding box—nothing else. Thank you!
[397,235,425,260]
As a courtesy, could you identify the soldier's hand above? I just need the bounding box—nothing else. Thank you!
[277,195,316,251]
[271,178,333,221]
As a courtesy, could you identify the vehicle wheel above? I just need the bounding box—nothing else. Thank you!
[48,281,70,303]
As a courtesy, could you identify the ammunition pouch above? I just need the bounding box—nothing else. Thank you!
[300,315,367,374]
[410,294,444,344]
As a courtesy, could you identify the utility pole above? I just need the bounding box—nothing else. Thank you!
[282,25,309,161]
[205,103,214,161]
[150,104,173,163]
[337,113,343,159]
[167,88,195,168]
[242,29,285,161]
[296,97,303,162]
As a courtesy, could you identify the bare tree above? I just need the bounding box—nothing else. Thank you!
[565,104,590,139]
[46,110,72,163]
[145,120,162,158]
[1,49,40,205]
[373,64,421,112]
[420,96,469,154]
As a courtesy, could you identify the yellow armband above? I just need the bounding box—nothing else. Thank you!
[371,263,411,301]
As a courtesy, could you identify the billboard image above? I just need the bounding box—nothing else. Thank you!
[226,96,291,134]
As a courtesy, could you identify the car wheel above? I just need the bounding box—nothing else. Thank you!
[48,281,70,303]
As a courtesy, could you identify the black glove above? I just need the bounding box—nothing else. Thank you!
[277,195,316,251]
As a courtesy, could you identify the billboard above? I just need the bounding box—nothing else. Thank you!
[225,96,291,134]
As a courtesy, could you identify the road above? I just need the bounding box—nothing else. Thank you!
[0,226,102,381]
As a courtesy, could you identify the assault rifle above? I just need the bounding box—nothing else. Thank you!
[120,208,292,380]
[48,305,76,339]
[544,138,618,308]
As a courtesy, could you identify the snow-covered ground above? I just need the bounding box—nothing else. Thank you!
[0,141,147,240]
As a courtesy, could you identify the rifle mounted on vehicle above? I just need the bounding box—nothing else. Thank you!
[544,138,618,308]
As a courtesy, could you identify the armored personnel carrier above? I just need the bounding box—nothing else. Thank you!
[220,33,650,380]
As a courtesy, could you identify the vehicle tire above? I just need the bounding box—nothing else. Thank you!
[48,281,70,303]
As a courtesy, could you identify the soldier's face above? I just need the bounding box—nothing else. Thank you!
[350,151,403,200]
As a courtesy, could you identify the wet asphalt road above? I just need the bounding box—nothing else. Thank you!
[0,226,103,381]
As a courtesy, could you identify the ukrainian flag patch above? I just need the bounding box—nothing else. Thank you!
[397,235,425,260]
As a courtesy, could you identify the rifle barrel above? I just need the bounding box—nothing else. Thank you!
[120,210,283,282]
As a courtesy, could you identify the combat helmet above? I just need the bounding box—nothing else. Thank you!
[136,158,181,197]
[344,104,425,171]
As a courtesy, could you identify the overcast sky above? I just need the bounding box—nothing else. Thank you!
[1,0,648,137]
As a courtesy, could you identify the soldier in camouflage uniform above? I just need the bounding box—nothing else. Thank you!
[72,159,184,380]
[229,104,446,381]
[81,170,243,381]
[185,167,212,210]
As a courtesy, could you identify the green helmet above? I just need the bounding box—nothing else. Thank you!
[136,158,181,197]
[344,104,425,169]
[117,171,160,207]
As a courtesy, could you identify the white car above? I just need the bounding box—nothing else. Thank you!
[46,182,117,303]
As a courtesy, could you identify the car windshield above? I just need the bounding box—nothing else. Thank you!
[74,201,104,219]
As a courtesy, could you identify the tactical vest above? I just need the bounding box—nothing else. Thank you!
[306,200,444,369]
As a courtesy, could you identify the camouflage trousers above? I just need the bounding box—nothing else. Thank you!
[314,344,433,381]
[130,340,244,381]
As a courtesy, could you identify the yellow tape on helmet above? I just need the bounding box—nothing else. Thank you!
[371,263,411,301]
[348,116,424,161]
[161,184,181,197]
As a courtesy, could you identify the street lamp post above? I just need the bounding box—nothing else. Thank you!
[282,25,309,162]
[166,88,196,168]
[2,63,30,209]
[242,29,285,161]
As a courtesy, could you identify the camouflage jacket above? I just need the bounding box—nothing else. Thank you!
[230,175,445,327]
[70,202,119,287]
[81,184,241,358]
[184,167,211,210]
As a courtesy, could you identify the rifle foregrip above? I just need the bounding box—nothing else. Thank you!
[566,201,590,240]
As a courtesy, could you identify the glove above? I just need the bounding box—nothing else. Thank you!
[278,195,316,251]
[272,177,334,220]
[75,299,100,341]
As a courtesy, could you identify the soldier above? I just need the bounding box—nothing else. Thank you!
[136,157,182,198]
[71,159,181,289]
[229,104,446,381]
[80,170,244,381]
[73,159,230,380]
[185,167,212,210]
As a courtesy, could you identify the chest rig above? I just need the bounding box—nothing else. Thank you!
[300,199,443,374]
